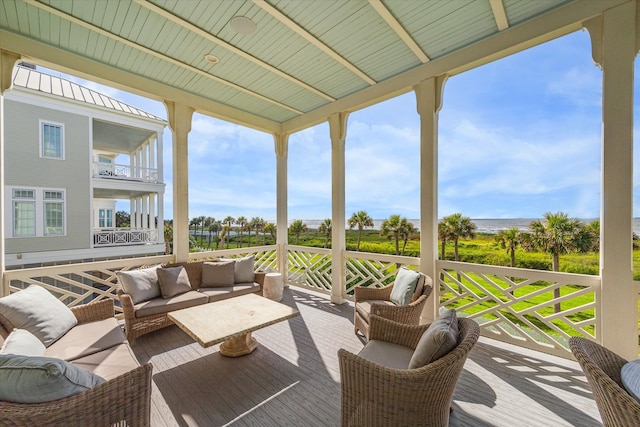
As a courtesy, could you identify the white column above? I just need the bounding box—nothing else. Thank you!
[0,50,20,296]
[129,199,136,228]
[136,197,142,229]
[141,141,148,179]
[157,131,164,182]
[142,196,149,229]
[274,132,289,281]
[414,76,447,323]
[329,112,349,304]
[165,101,193,262]
[149,194,155,232]
[587,2,637,359]
[157,192,165,245]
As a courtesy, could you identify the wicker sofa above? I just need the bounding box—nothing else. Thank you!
[0,298,152,426]
[117,259,266,342]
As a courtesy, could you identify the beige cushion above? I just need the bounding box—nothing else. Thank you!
[0,285,77,347]
[233,256,255,283]
[202,261,235,287]
[355,300,396,323]
[0,329,46,357]
[71,343,140,381]
[198,283,260,302]
[0,354,105,403]
[45,317,126,362]
[358,339,414,369]
[116,267,161,304]
[157,265,192,298]
[390,268,420,306]
[134,291,208,318]
[409,309,459,369]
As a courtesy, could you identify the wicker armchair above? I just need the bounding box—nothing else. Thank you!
[569,337,640,426]
[0,299,153,426]
[339,315,480,427]
[354,272,433,339]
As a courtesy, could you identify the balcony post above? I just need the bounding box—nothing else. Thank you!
[0,50,20,295]
[586,2,637,359]
[165,101,194,262]
[274,132,289,281]
[414,76,447,323]
[329,112,349,304]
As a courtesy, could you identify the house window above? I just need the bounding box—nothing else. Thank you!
[44,191,64,236]
[98,209,113,228]
[7,187,66,238]
[41,121,64,159]
[12,189,35,237]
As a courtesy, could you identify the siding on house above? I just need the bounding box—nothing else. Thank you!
[4,99,91,254]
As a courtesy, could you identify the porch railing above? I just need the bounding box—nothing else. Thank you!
[1,247,277,316]
[93,228,159,247]
[93,162,159,183]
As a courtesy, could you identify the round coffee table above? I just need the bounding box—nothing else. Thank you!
[263,272,284,301]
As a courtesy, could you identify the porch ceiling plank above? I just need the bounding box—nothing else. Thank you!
[134,0,335,102]
[490,0,510,31]
[254,0,376,85]
[369,3,429,66]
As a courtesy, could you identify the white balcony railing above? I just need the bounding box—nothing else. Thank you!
[93,228,159,247]
[93,162,159,183]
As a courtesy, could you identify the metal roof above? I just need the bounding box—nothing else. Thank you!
[0,0,622,133]
[11,65,166,122]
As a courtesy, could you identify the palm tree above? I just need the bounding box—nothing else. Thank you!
[400,219,417,256]
[495,228,521,268]
[348,211,374,251]
[219,225,229,250]
[264,222,276,244]
[380,214,405,255]
[163,221,173,255]
[236,216,247,248]
[223,216,235,247]
[529,212,585,313]
[249,217,261,246]
[204,216,214,248]
[318,218,332,248]
[438,220,453,260]
[289,220,308,245]
[210,220,221,249]
[441,213,476,262]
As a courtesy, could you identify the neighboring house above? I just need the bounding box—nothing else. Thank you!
[3,64,167,267]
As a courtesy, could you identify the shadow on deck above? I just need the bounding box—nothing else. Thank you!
[130,287,601,427]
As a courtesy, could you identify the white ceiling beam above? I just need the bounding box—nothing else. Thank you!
[253,0,376,85]
[368,0,429,63]
[490,0,510,31]
[21,0,303,115]
[134,0,335,102]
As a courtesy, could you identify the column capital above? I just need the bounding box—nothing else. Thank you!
[0,50,21,95]
[414,75,448,116]
[273,132,289,157]
[328,112,349,147]
[164,100,194,136]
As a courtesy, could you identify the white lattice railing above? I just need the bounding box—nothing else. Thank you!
[437,260,600,357]
[1,247,278,315]
[345,251,419,297]
[93,162,158,183]
[287,245,333,294]
[93,228,159,246]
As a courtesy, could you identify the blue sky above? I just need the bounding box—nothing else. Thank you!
[53,29,640,222]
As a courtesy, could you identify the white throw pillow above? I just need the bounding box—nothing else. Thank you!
[0,354,105,403]
[116,266,161,304]
[0,285,77,347]
[0,329,46,357]
[621,359,640,402]
[390,268,420,306]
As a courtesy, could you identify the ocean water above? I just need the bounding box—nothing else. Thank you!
[296,218,640,235]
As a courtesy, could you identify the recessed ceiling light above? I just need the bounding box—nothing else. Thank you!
[204,54,219,64]
[230,16,256,35]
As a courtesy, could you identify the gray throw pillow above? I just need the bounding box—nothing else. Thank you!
[220,256,256,283]
[0,354,105,403]
[202,261,236,287]
[0,285,77,347]
[0,329,46,357]
[157,266,192,298]
[621,360,640,402]
[408,309,459,369]
[116,266,161,304]
[390,267,420,306]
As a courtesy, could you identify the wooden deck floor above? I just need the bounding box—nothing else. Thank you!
[130,287,602,427]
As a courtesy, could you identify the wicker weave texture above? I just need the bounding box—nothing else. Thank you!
[569,337,640,426]
[339,316,480,427]
[354,273,433,339]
